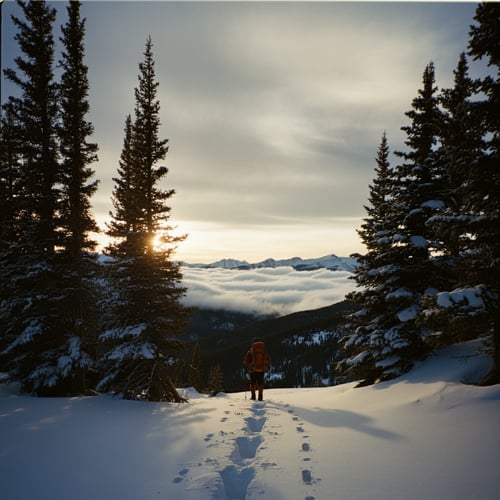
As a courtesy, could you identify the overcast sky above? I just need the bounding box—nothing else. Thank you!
[2,1,480,262]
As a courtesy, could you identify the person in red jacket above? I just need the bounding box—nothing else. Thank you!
[243,337,271,401]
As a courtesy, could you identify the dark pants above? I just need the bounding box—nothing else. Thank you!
[250,371,265,400]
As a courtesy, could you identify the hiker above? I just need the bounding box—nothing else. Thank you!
[243,337,271,401]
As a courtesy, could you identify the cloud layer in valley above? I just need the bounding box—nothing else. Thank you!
[181,266,355,316]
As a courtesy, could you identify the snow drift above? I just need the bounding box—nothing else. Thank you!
[1,340,498,500]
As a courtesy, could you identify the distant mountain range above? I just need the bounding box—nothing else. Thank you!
[183,254,357,272]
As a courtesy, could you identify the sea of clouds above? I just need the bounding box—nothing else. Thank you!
[180,266,356,316]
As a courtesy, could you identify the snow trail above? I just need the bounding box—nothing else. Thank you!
[173,397,321,499]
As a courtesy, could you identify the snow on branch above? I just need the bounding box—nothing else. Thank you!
[436,287,485,310]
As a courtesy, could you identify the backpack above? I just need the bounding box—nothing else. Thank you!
[251,341,269,372]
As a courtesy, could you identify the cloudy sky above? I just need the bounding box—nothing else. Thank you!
[2,1,479,263]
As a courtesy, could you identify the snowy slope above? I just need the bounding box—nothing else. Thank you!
[1,340,499,500]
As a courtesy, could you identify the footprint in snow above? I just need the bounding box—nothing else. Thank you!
[172,468,189,483]
[234,435,263,460]
[251,408,266,417]
[302,469,313,484]
[219,465,255,500]
[244,416,266,433]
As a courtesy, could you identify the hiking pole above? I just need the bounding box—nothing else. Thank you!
[243,368,249,400]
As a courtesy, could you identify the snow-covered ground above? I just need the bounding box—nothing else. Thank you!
[1,340,499,500]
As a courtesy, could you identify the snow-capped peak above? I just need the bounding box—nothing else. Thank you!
[184,254,357,272]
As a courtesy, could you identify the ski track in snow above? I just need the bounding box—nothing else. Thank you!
[171,397,320,499]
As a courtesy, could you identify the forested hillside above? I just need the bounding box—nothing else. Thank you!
[191,301,355,392]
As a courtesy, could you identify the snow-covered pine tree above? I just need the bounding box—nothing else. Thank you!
[339,64,446,385]
[342,130,429,383]
[338,133,414,384]
[393,62,446,280]
[435,53,484,267]
[467,3,500,383]
[0,1,70,395]
[388,62,447,343]
[0,107,22,360]
[99,37,189,402]
[53,0,101,394]
[419,53,489,346]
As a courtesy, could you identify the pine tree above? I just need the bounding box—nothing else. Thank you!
[339,65,446,384]
[437,53,483,265]
[389,62,446,337]
[468,3,500,383]
[53,0,101,394]
[419,53,489,346]
[4,0,60,255]
[394,62,446,274]
[58,0,99,259]
[106,114,142,249]
[0,0,69,395]
[339,133,420,383]
[133,36,171,249]
[0,105,22,251]
[99,37,188,402]
[0,105,22,358]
